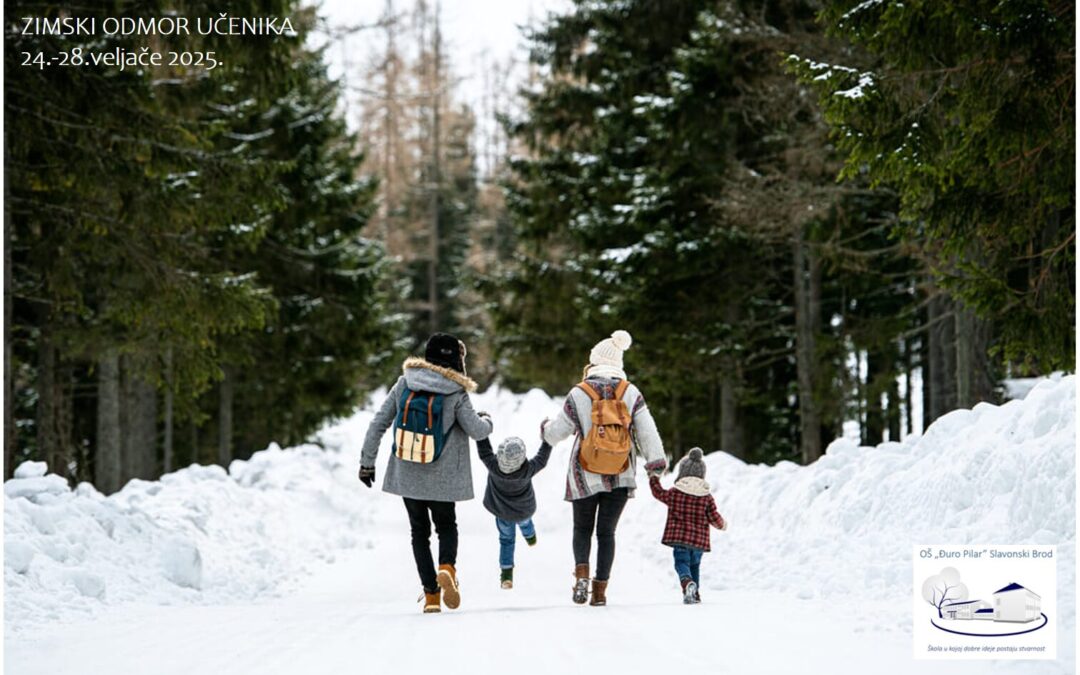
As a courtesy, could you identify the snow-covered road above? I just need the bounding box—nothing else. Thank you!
[3,505,1046,675]
[5,379,1075,674]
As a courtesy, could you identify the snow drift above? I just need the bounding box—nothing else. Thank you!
[671,376,1075,611]
[4,444,371,633]
[5,376,1075,647]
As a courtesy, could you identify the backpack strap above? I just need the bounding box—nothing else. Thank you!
[401,390,417,426]
[578,379,631,401]
[576,381,600,401]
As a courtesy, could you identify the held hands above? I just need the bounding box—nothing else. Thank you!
[476,410,492,429]
[645,459,667,478]
[540,417,550,440]
[358,466,376,488]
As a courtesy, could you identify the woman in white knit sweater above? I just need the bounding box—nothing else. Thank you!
[541,330,668,606]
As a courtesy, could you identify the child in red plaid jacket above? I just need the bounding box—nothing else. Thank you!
[648,448,727,604]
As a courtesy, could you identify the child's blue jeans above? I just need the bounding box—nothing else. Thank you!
[672,545,703,585]
[496,517,535,569]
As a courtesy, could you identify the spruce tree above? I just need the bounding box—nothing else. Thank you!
[791,0,1075,372]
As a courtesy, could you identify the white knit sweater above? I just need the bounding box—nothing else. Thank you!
[542,377,668,501]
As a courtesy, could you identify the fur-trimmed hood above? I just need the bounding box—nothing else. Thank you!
[403,356,478,393]
[673,476,711,497]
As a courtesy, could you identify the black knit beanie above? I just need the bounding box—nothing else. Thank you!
[425,333,466,374]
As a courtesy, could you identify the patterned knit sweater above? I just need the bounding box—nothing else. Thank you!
[542,376,668,501]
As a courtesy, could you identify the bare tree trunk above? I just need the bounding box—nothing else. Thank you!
[37,320,60,472]
[925,294,941,423]
[218,366,234,467]
[925,291,957,423]
[427,2,442,333]
[119,354,132,480]
[719,299,742,459]
[4,196,14,479]
[939,299,957,413]
[955,308,973,408]
[120,356,157,480]
[131,375,157,479]
[954,305,995,408]
[922,309,934,430]
[972,315,995,403]
[863,351,884,445]
[57,363,74,477]
[670,388,682,458]
[381,0,400,244]
[903,338,915,436]
[710,374,719,452]
[886,352,902,442]
[719,371,740,459]
[189,420,199,466]
[163,348,174,473]
[793,232,822,464]
[96,348,123,493]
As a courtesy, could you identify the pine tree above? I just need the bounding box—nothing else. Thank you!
[5,1,398,488]
[791,0,1075,373]
[221,40,403,456]
[495,0,929,462]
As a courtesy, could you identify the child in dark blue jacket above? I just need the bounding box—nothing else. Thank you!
[474,429,551,589]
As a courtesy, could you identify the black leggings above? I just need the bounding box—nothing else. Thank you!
[403,498,458,593]
[572,488,629,581]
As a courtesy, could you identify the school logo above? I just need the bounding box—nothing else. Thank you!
[912,545,1056,660]
[921,567,1048,637]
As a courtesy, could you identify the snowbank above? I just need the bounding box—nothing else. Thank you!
[4,441,372,633]
[664,375,1075,625]
[5,376,1075,645]
[1003,371,1066,401]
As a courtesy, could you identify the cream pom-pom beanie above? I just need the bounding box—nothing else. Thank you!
[589,330,633,371]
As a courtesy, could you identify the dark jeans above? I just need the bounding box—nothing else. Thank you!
[572,488,629,581]
[403,498,457,593]
[673,545,704,585]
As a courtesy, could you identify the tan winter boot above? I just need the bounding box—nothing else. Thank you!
[437,564,461,609]
[590,579,608,606]
[422,589,441,613]
[572,564,590,605]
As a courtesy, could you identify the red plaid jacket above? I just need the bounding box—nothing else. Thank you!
[649,475,725,552]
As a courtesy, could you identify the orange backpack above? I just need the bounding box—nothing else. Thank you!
[577,380,633,475]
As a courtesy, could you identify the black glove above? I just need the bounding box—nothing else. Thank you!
[358,466,376,488]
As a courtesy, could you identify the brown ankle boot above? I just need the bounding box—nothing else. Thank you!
[590,579,608,606]
[422,589,441,613]
[572,564,590,604]
[437,564,460,609]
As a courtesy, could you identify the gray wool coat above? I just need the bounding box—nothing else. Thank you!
[360,358,493,502]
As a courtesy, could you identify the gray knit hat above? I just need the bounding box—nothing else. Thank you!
[497,437,527,473]
[676,447,706,480]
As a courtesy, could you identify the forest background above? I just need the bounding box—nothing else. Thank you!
[5,0,1073,491]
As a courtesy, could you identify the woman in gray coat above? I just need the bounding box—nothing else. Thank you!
[359,333,493,613]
